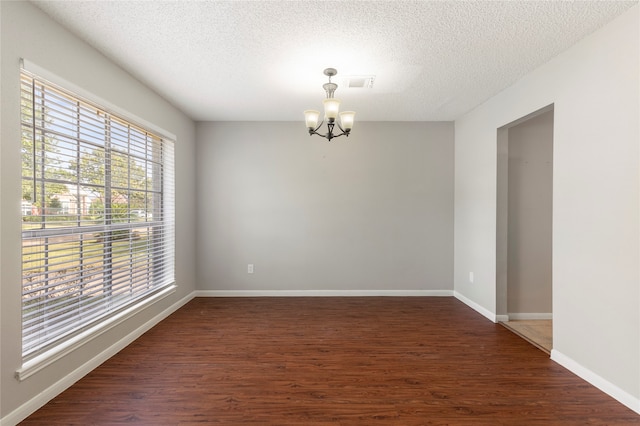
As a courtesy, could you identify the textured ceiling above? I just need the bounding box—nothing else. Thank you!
[31,0,636,122]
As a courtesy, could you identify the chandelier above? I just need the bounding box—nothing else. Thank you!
[304,68,355,141]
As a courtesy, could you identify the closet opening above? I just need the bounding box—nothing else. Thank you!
[496,105,554,354]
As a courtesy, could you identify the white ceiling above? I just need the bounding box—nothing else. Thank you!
[31,1,635,122]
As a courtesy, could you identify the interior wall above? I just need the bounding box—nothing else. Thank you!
[495,127,508,318]
[195,121,454,293]
[454,5,639,407]
[0,1,197,420]
[507,110,553,315]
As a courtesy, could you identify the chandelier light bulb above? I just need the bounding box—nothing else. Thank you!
[339,111,355,131]
[323,98,341,120]
[304,110,320,129]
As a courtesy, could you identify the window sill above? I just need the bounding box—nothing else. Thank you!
[16,284,176,382]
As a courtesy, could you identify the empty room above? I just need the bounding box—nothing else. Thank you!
[1,1,638,424]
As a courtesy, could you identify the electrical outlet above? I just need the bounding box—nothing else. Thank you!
[247,264,254,274]
[469,272,474,283]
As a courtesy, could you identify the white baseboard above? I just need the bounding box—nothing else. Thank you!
[507,313,553,320]
[1,292,195,426]
[194,289,454,297]
[495,314,510,322]
[551,349,640,415]
[453,291,498,322]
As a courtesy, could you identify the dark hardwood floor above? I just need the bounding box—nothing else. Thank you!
[21,297,639,425]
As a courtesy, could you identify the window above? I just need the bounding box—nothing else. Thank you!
[20,70,175,367]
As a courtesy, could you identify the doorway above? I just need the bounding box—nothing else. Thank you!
[496,105,553,353]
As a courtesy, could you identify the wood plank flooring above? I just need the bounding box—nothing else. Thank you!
[21,297,639,425]
[501,320,553,354]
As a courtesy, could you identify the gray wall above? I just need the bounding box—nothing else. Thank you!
[196,121,454,293]
[455,5,638,405]
[1,1,197,419]
[507,110,553,315]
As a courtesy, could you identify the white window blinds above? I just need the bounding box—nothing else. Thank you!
[20,70,175,361]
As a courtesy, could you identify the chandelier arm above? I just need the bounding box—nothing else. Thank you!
[307,131,350,141]
[309,120,350,142]
[329,121,350,139]
[313,119,324,133]
[328,131,349,140]
[307,119,325,137]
